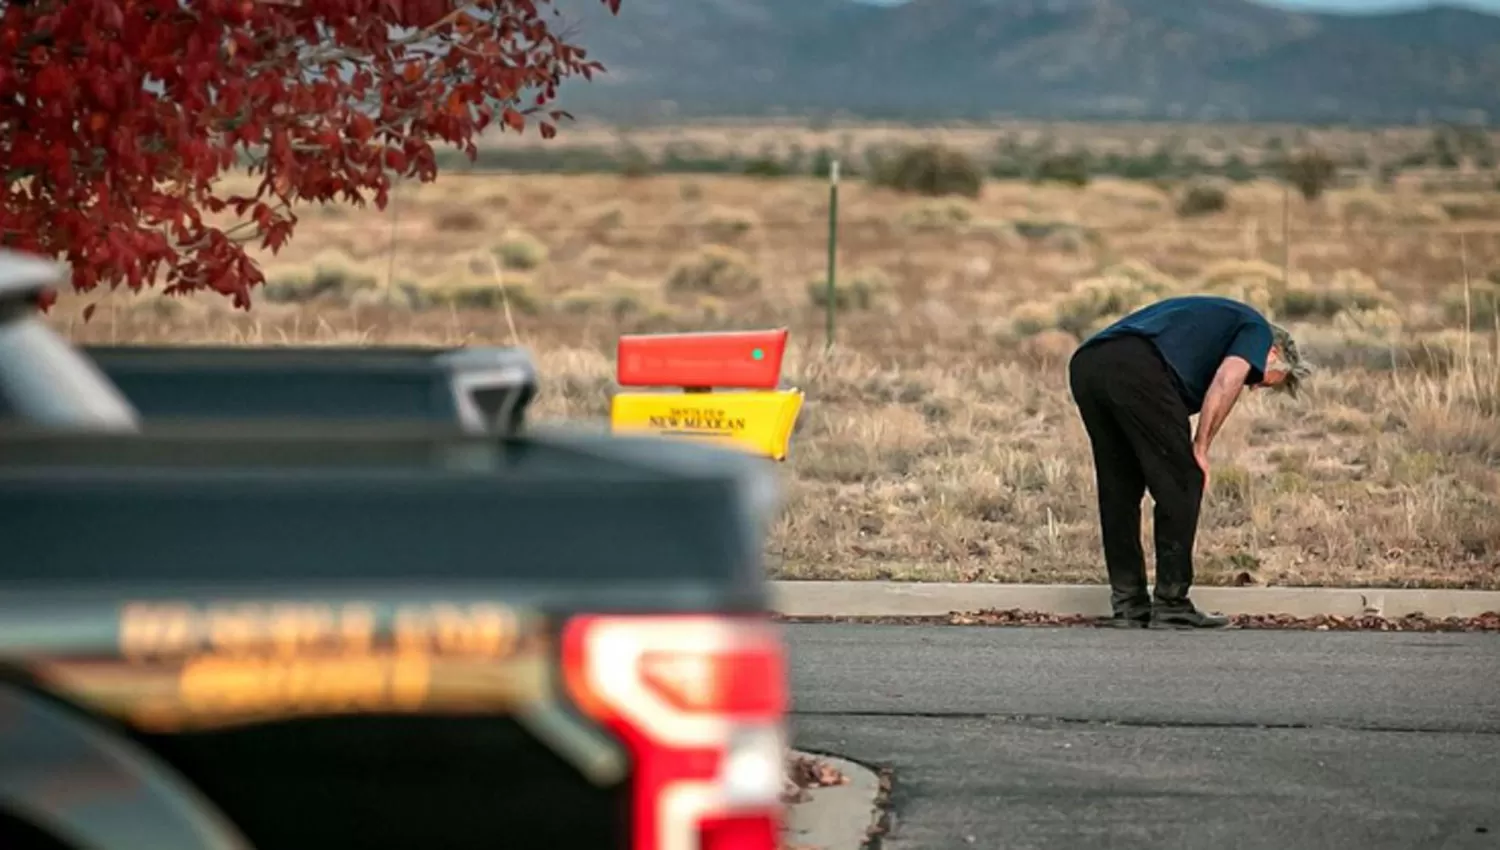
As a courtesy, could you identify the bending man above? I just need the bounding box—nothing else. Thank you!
[1067,295,1309,629]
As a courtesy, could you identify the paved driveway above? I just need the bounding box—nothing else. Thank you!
[787,624,1500,850]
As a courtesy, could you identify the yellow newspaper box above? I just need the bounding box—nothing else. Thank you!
[610,390,803,460]
[608,329,803,461]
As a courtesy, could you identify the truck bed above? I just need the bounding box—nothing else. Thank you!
[0,423,770,610]
[79,344,539,431]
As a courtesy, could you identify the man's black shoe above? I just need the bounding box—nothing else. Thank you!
[1102,611,1150,629]
[1104,587,1152,629]
[1148,603,1231,630]
[1099,600,1151,628]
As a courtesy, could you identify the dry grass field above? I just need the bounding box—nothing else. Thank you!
[484,116,1479,167]
[48,159,1500,590]
[473,118,1500,191]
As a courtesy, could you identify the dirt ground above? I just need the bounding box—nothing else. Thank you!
[49,166,1500,589]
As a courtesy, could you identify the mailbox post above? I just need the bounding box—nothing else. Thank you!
[608,328,804,462]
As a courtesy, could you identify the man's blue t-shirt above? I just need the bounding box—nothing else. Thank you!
[1081,295,1272,414]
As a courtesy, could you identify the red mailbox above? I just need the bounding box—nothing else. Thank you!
[615,328,789,390]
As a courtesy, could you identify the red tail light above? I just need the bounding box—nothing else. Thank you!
[562,614,788,850]
[697,813,780,850]
[638,649,785,718]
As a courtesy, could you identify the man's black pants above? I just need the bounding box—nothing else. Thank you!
[1067,334,1204,613]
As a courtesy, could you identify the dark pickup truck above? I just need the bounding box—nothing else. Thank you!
[78,344,539,434]
[0,250,789,850]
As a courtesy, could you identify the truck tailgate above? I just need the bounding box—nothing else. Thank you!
[0,425,781,850]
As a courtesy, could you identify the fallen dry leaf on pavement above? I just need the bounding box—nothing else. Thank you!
[782,752,849,804]
[780,756,895,850]
[775,609,1500,631]
[1231,611,1500,631]
[947,609,1099,627]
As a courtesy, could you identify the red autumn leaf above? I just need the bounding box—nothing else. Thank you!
[384,146,408,172]
[0,0,623,309]
[350,111,375,142]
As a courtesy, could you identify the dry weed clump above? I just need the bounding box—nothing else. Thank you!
[899,199,974,232]
[1016,329,1079,366]
[1175,180,1230,218]
[1278,268,1392,320]
[557,272,671,324]
[1008,300,1059,337]
[1438,198,1500,221]
[700,205,760,243]
[1442,278,1500,329]
[1337,192,1394,224]
[493,230,549,270]
[870,143,984,199]
[666,245,762,297]
[1011,218,1098,254]
[262,248,379,304]
[1011,260,1405,345]
[586,201,626,230]
[806,268,893,312]
[433,207,487,232]
[56,169,1500,591]
[1012,260,1178,338]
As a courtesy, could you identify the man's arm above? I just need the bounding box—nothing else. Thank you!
[1194,355,1252,458]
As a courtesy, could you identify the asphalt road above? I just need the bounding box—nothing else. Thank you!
[786,624,1500,850]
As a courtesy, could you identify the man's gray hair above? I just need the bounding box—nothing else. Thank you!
[1268,323,1311,397]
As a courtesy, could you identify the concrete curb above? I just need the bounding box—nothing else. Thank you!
[771,580,1500,619]
[785,752,885,850]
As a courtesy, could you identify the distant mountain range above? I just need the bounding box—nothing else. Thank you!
[545,0,1500,124]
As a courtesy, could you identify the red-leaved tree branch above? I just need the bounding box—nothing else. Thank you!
[0,0,620,309]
